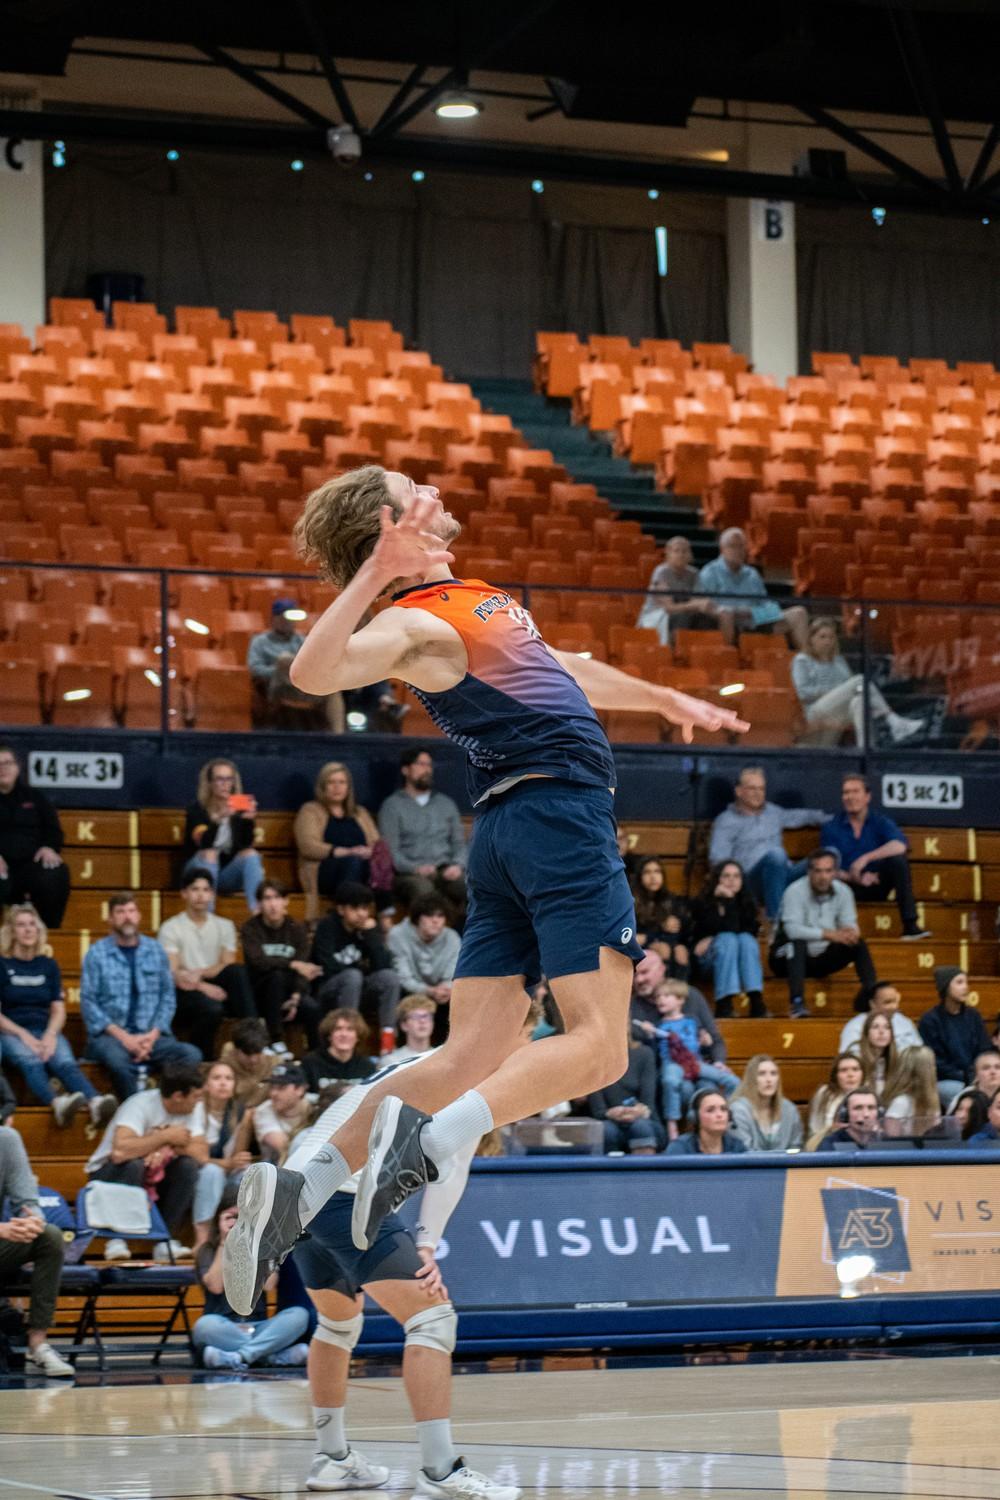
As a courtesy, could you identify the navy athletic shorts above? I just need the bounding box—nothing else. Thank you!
[453,778,644,987]
[292,1191,422,1296]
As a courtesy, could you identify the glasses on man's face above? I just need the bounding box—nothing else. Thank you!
[212,775,235,784]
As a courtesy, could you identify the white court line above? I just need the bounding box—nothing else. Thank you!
[0,1477,110,1500]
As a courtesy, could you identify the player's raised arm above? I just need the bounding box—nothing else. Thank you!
[550,649,749,743]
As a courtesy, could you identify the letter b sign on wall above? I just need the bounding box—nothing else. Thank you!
[760,201,785,240]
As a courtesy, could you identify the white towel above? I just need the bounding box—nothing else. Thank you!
[84,1182,152,1234]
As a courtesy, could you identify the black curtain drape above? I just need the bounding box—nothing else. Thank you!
[45,147,728,378]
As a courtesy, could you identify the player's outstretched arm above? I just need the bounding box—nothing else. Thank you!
[550,649,749,743]
[290,500,457,695]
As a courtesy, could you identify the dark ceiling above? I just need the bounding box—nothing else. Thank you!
[4,0,1000,124]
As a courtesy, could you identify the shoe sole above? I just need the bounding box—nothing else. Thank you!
[351,1094,403,1251]
[224,1161,277,1316]
[306,1468,390,1491]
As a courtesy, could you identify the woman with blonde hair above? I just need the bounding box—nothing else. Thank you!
[792,616,922,747]
[0,904,116,1127]
[882,1045,940,1131]
[730,1054,803,1152]
[294,761,381,920]
[852,1010,898,1097]
[182,757,265,911]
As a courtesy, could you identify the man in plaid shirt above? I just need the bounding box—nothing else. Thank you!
[81,891,201,1099]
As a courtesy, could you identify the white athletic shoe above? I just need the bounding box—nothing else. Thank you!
[104,1237,131,1262]
[51,1092,87,1128]
[414,1461,522,1499]
[88,1093,119,1128]
[25,1342,75,1378]
[305,1449,390,1490]
[153,1238,193,1263]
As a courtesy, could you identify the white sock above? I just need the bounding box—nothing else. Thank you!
[417,1418,458,1480]
[420,1091,494,1169]
[314,1405,348,1460]
[297,1145,352,1225]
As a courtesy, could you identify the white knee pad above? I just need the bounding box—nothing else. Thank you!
[404,1302,457,1355]
[314,1311,363,1352]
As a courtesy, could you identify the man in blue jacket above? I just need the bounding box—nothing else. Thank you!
[81,891,201,1099]
[821,774,930,941]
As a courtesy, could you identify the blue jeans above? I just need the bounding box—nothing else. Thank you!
[183,850,266,911]
[661,1059,738,1121]
[603,1118,662,1153]
[192,1306,309,1365]
[704,931,764,1001]
[193,1162,246,1227]
[1,1031,97,1105]
[85,1031,202,1100]
[748,850,807,921]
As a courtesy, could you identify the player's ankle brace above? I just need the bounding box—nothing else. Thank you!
[315,1311,363,1353]
[404,1302,457,1355]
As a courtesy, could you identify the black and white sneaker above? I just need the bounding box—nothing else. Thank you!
[901,924,932,941]
[223,1162,304,1317]
[351,1096,438,1251]
[414,1459,522,1498]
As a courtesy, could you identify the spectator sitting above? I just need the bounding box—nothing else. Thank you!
[81,891,201,1100]
[730,1054,804,1152]
[709,765,825,922]
[84,1062,210,1262]
[192,1060,253,1249]
[838,980,921,1053]
[965,1088,1000,1149]
[692,860,766,1018]
[0,1125,74,1375]
[631,957,728,1065]
[378,748,467,910]
[631,858,689,977]
[0,1073,14,1125]
[301,1009,378,1093]
[219,1019,276,1108]
[252,1063,311,1161]
[386,895,460,1022]
[918,967,991,1109]
[0,742,70,929]
[638,979,738,1139]
[696,527,808,649]
[815,1088,885,1152]
[770,848,877,1019]
[181,758,265,914]
[881,1045,941,1134]
[294,761,382,921]
[157,872,254,1059]
[946,1085,989,1141]
[636,535,716,645]
[311,882,402,1036]
[793,617,923,748]
[806,1053,866,1146]
[972,1049,1000,1098]
[240,880,321,1054]
[0,903,116,1128]
[666,1089,748,1156]
[587,1028,666,1154]
[850,1010,899,1098]
[822,774,930,940]
[248,597,344,731]
[193,1189,309,1370]
[386,995,438,1064]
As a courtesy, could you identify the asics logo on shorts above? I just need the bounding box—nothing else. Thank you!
[621,927,633,943]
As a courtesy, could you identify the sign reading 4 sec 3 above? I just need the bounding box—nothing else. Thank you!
[29,752,124,790]
[881,774,963,810]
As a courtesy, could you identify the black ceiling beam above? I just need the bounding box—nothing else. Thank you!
[372,0,561,140]
[966,122,1000,195]
[6,104,999,218]
[891,6,962,196]
[371,63,426,137]
[294,0,361,134]
[197,43,332,131]
[797,103,949,204]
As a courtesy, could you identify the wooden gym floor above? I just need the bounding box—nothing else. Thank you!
[1,1352,998,1498]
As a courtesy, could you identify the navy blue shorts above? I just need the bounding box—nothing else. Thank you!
[292,1192,421,1296]
[454,779,644,987]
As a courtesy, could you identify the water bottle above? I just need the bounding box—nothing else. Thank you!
[380,1027,395,1057]
[136,1063,149,1092]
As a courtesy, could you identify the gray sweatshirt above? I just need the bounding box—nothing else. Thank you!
[387,919,461,991]
[0,1126,40,1214]
[730,1096,804,1152]
[378,790,467,874]
[709,800,827,871]
[777,875,859,957]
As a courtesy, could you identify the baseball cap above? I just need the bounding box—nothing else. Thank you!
[272,597,304,618]
[269,1063,307,1087]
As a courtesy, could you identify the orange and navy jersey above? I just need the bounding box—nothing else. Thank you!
[392,578,616,804]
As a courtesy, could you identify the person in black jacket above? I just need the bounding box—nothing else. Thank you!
[311,882,402,1033]
[301,1009,379,1093]
[692,861,767,1018]
[181,758,265,912]
[919,967,992,1110]
[588,1033,666,1153]
[240,881,323,1050]
[0,745,70,929]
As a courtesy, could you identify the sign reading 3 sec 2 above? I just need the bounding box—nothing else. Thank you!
[30,752,124,790]
[881,774,963,810]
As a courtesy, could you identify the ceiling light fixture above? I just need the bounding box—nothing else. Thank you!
[435,94,481,120]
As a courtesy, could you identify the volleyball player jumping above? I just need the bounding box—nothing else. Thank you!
[224,467,747,1316]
